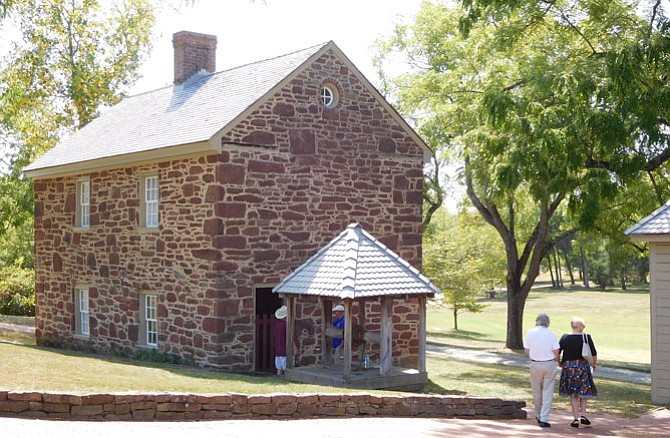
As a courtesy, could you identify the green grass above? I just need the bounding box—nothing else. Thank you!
[428,285,651,370]
[425,355,653,418]
[0,286,655,418]
[0,342,369,395]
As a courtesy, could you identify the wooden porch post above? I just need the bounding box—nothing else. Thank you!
[286,295,295,369]
[321,297,333,366]
[380,296,393,376]
[418,296,427,373]
[343,299,353,378]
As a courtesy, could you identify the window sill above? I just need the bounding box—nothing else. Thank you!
[73,334,90,340]
[73,227,92,233]
[137,343,158,350]
[137,227,159,234]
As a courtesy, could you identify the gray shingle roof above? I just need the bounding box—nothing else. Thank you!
[273,223,440,299]
[24,42,328,174]
[625,200,670,236]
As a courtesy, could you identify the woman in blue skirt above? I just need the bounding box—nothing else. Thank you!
[559,317,598,428]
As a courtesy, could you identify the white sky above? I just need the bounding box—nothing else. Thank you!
[132,0,423,94]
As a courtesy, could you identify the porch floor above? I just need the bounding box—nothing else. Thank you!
[284,364,427,391]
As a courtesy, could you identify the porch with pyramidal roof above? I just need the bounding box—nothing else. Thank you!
[273,223,440,390]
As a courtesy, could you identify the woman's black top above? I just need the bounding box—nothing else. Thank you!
[559,333,597,363]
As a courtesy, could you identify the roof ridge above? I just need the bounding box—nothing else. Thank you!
[124,41,331,100]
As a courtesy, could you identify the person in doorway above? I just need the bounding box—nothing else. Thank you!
[273,305,288,376]
[559,317,598,428]
[332,304,345,362]
[524,313,560,428]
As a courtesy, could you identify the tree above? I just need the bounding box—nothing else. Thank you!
[423,209,504,330]
[377,0,670,348]
[0,0,155,279]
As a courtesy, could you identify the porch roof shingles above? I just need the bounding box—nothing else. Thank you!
[24,42,327,173]
[625,201,670,236]
[273,223,440,299]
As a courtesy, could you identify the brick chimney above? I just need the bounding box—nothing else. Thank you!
[172,31,217,86]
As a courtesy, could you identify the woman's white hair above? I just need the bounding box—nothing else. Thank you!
[571,317,586,329]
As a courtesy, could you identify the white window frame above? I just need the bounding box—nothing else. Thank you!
[75,287,90,337]
[141,293,158,348]
[320,85,335,107]
[140,174,159,229]
[75,178,90,229]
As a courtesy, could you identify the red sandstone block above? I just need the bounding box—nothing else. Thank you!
[276,403,298,415]
[8,392,42,402]
[113,394,146,404]
[247,395,271,404]
[317,406,346,416]
[201,403,233,411]
[251,404,277,415]
[130,401,157,411]
[195,395,232,404]
[71,405,104,417]
[232,404,251,414]
[0,391,6,401]
[271,394,297,404]
[157,402,201,413]
[202,410,234,419]
[81,394,114,405]
[0,400,30,414]
[132,409,156,420]
[19,410,49,419]
[104,413,133,420]
[42,402,70,414]
[317,394,341,403]
[367,395,383,405]
[296,404,317,415]
[381,395,404,405]
[42,393,69,404]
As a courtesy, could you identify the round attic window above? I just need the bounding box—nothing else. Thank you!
[320,85,339,108]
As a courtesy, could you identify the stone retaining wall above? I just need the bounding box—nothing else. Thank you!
[0,391,526,421]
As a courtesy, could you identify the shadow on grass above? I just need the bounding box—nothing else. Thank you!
[1,341,296,389]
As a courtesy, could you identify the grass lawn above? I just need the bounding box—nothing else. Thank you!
[0,286,655,417]
[428,285,651,371]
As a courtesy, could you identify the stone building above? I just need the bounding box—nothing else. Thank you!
[24,31,431,371]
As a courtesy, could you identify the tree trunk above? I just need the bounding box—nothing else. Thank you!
[547,255,556,287]
[453,307,458,331]
[552,247,562,288]
[621,266,627,290]
[506,283,526,349]
[564,251,576,285]
[581,245,590,288]
[556,247,564,288]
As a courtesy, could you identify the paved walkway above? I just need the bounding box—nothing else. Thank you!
[426,343,651,385]
[1,408,669,437]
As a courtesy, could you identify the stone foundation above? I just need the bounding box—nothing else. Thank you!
[0,391,526,421]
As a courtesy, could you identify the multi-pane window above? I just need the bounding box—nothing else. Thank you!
[76,179,90,229]
[145,294,157,347]
[144,175,158,228]
[75,287,89,337]
[80,180,90,227]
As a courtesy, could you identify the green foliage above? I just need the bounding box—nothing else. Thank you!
[0,0,155,275]
[0,267,35,315]
[132,348,189,365]
[377,0,670,348]
[423,209,504,329]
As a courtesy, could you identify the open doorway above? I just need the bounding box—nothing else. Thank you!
[255,287,281,373]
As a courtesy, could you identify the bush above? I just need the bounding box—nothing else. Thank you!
[0,268,35,316]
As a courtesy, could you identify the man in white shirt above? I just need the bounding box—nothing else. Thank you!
[524,313,560,428]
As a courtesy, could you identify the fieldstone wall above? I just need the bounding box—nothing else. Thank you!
[0,391,526,421]
[32,48,426,370]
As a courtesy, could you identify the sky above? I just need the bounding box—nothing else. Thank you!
[132,0,423,94]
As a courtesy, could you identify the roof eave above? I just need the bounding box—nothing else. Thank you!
[626,233,670,243]
[25,140,218,179]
